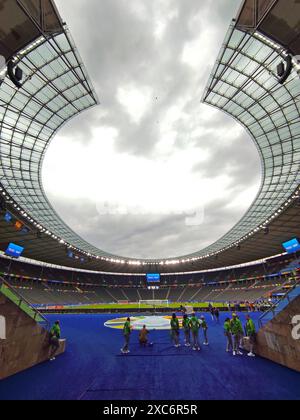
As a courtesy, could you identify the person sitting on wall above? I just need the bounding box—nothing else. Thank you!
[49,320,61,361]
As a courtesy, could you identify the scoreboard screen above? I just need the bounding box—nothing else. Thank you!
[5,243,24,258]
[282,238,300,254]
[146,273,161,283]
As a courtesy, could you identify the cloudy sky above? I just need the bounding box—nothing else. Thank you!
[42,0,261,260]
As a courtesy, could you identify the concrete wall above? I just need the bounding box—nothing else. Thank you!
[0,293,65,380]
[251,295,300,372]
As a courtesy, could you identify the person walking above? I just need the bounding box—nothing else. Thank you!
[189,313,201,351]
[182,313,191,347]
[245,315,256,357]
[224,317,233,353]
[231,314,243,356]
[200,316,209,345]
[214,308,220,323]
[210,305,215,321]
[170,313,180,348]
[121,317,132,354]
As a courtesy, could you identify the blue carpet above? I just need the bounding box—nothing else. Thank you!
[0,312,300,400]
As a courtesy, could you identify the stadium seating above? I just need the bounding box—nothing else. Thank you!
[0,251,299,306]
[0,276,290,306]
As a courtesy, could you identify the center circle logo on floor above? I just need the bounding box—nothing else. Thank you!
[104,315,183,330]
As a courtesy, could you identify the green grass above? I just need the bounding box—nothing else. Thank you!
[0,283,44,323]
[62,302,245,311]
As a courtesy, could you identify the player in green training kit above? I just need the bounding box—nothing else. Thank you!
[182,314,191,347]
[200,316,209,345]
[121,317,132,354]
[231,314,243,356]
[245,315,256,357]
[170,313,180,347]
[189,313,201,351]
[224,318,233,353]
[49,320,61,361]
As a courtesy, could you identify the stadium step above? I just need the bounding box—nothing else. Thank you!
[251,283,300,373]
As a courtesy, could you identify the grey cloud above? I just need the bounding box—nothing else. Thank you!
[55,0,241,155]
[47,192,253,260]
[45,0,258,259]
[191,129,261,188]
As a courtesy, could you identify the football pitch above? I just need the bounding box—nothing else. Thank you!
[62,302,241,311]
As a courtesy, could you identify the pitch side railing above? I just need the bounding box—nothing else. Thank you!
[258,276,300,328]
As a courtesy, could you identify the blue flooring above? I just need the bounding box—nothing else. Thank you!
[0,312,300,400]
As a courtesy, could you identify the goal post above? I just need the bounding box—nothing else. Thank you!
[139,299,169,308]
[185,306,194,315]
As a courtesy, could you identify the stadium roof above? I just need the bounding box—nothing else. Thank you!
[0,194,300,273]
[0,0,300,273]
[0,0,63,61]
